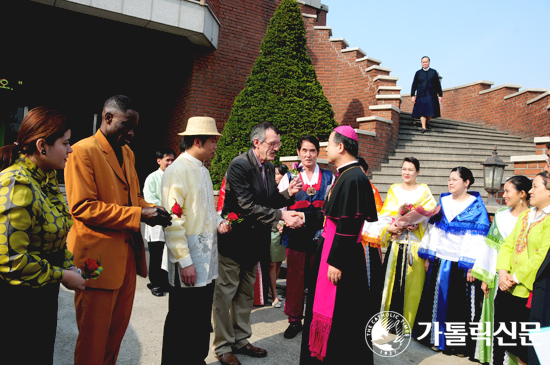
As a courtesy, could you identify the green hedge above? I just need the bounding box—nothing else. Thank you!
[210,0,336,188]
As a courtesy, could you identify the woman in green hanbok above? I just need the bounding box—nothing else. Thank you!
[471,176,531,364]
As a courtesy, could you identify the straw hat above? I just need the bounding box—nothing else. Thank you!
[178,116,221,136]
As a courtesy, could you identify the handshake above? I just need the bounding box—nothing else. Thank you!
[280,210,304,230]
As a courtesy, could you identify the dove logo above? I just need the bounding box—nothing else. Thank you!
[365,311,411,357]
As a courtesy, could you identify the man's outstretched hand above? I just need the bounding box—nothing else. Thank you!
[142,206,172,227]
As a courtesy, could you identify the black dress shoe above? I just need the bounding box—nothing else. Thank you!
[147,283,153,290]
[233,343,267,358]
[150,287,165,297]
[284,321,303,339]
[421,128,427,134]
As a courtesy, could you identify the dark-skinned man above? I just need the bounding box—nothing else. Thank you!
[65,95,172,365]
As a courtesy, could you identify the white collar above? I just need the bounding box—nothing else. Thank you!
[183,152,203,167]
[300,164,319,186]
[422,67,430,71]
[337,160,357,171]
[529,204,550,223]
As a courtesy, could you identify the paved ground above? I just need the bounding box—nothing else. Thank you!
[53,244,474,365]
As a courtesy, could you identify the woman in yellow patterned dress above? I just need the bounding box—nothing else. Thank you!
[363,157,436,333]
[0,107,86,365]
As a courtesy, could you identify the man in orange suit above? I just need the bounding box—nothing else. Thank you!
[65,95,172,365]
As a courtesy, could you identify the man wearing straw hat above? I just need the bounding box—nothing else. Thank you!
[160,116,231,364]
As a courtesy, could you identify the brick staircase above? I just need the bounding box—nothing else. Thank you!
[304,21,402,173]
[371,113,536,201]
[300,10,544,204]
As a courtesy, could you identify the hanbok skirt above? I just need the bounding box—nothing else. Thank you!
[414,258,483,357]
[380,241,426,333]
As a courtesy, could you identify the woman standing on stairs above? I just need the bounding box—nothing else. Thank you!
[471,175,531,364]
[362,157,437,333]
[410,56,443,133]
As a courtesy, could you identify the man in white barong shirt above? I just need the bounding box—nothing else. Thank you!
[143,147,175,296]
[160,117,230,364]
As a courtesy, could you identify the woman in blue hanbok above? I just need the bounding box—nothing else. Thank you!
[415,167,490,358]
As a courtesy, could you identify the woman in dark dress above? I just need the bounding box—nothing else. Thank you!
[411,56,443,133]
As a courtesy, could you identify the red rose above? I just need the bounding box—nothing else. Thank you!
[171,199,183,218]
[227,212,239,222]
[84,258,99,272]
[79,256,103,279]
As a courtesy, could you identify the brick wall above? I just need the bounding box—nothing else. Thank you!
[162,1,400,175]
[402,81,550,139]
[513,160,547,176]
[162,2,335,154]
[163,1,285,152]
[205,0,221,20]
[512,138,549,177]
[305,24,376,128]
[302,20,401,173]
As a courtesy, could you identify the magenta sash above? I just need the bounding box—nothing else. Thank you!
[309,218,338,360]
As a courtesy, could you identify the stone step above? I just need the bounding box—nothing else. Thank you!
[397,138,533,151]
[402,132,523,144]
[388,152,519,162]
[377,189,489,203]
[374,182,488,193]
[400,113,509,131]
[373,175,484,186]
[400,119,515,136]
[374,181,491,192]
[399,117,523,133]
[393,144,533,155]
[374,166,485,177]
[380,159,501,169]
[373,113,535,203]
[398,127,528,142]
[385,155,509,163]
[401,117,501,128]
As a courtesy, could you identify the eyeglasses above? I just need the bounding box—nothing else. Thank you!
[262,141,282,148]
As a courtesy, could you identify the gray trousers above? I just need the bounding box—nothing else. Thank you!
[212,253,257,356]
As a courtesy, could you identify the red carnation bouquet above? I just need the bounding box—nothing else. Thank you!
[170,199,184,218]
[79,256,103,279]
[224,212,243,225]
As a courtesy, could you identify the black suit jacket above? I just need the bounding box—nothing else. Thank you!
[218,149,294,267]
[529,250,550,365]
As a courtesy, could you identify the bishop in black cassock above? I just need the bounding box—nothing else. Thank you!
[300,126,378,364]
